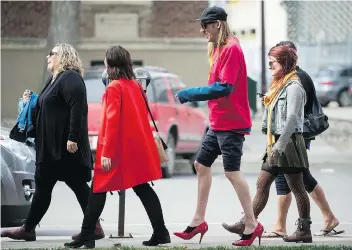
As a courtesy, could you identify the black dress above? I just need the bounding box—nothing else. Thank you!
[32,70,93,182]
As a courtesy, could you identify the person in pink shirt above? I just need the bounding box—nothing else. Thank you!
[173,6,263,247]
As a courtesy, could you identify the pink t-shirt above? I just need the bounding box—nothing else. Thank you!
[208,37,252,132]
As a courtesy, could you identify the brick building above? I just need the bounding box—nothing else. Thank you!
[1,1,210,120]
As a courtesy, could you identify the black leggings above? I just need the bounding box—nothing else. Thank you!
[81,182,167,235]
[275,168,318,195]
[24,177,91,232]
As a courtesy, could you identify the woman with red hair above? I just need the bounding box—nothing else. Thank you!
[223,45,313,243]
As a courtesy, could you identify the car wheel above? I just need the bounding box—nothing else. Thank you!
[320,101,330,107]
[161,135,176,178]
[337,90,352,107]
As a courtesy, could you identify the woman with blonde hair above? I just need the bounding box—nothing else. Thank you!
[173,6,263,246]
[222,44,313,243]
[1,43,104,241]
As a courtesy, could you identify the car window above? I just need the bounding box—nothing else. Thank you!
[83,70,104,80]
[339,69,352,77]
[345,69,352,77]
[84,78,106,103]
[168,77,181,103]
[145,80,156,102]
[316,69,335,77]
[153,77,169,103]
[340,69,349,77]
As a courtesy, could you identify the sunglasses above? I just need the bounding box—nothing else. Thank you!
[201,21,217,29]
[48,51,58,57]
[269,61,277,67]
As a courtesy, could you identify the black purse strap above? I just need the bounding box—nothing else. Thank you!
[137,82,168,150]
[137,82,159,133]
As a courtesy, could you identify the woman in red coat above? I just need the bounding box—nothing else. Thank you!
[64,45,170,248]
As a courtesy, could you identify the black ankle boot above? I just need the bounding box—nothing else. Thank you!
[64,233,95,249]
[142,229,171,246]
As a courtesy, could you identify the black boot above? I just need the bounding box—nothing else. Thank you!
[143,229,171,246]
[64,233,95,249]
[133,183,170,246]
[64,191,107,248]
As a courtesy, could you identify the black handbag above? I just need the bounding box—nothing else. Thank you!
[303,92,329,139]
[9,122,27,143]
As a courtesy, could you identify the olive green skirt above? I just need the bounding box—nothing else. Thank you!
[262,133,309,168]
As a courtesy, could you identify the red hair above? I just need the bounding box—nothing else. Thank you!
[268,45,298,79]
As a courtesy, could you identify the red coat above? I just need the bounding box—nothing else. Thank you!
[93,79,162,193]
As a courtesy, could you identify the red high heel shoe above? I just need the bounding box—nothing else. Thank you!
[174,221,208,243]
[232,222,264,246]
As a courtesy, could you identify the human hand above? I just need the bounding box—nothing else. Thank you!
[268,147,279,167]
[175,90,188,104]
[67,140,78,153]
[101,156,111,171]
[23,90,31,104]
[257,93,266,104]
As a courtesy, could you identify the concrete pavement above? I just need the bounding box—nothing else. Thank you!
[2,165,352,249]
[2,106,352,249]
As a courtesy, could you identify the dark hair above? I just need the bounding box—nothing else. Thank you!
[268,45,298,79]
[105,45,136,80]
[275,41,297,51]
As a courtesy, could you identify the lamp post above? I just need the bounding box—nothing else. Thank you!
[260,0,267,96]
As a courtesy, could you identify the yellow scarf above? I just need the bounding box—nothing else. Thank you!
[264,70,298,153]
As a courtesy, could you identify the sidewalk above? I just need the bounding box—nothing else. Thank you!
[322,105,352,122]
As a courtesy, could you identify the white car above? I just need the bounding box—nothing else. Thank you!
[1,127,36,227]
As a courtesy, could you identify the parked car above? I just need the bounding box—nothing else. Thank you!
[83,66,209,178]
[313,65,352,107]
[348,83,352,102]
[83,77,106,159]
[1,127,36,227]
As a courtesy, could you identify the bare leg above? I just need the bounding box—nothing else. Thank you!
[222,170,276,235]
[225,171,257,234]
[190,161,212,227]
[310,185,339,230]
[274,194,292,235]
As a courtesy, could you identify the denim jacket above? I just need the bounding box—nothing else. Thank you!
[262,80,306,136]
[17,93,38,132]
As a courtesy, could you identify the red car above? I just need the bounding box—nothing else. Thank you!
[84,66,209,178]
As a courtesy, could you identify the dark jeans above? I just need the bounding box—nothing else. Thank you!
[25,176,91,231]
[81,182,167,236]
[275,168,318,195]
